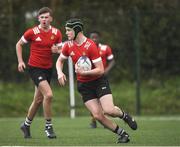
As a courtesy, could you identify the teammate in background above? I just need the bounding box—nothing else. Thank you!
[89,31,115,128]
[56,18,137,143]
[16,7,62,139]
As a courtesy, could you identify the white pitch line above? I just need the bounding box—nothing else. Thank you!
[112,116,180,121]
[135,116,180,121]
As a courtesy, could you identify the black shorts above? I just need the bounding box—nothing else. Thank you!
[28,66,53,87]
[77,75,112,103]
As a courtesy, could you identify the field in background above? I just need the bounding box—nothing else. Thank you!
[1,76,180,117]
[0,116,180,146]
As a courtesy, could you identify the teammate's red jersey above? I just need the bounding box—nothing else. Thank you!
[98,43,114,69]
[21,25,62,69]
[60,38,102,82]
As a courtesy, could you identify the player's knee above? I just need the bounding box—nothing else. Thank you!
[93,113,104,121]
[45,92,53,99]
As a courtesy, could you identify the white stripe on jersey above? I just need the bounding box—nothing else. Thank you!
[52,28,57,35]
[92,57,102,63]
[99,44,107,51]
[107,54,114,60]
[84,41,91,50]
[33,27,40,35]
[21,36,28,43]
[67,41,73,48]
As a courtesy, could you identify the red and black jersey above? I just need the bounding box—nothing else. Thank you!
[21,25,62,69]
[98,43,114,69]
[61,38,102,82]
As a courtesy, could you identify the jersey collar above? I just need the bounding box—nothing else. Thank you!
[38,25,52,30]
[76,37,87,46]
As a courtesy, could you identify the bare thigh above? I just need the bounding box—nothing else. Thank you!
[85,99,103,116]
[99,94,115,110]
[38,80,53,98]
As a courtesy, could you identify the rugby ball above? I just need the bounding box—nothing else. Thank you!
[77,56,92,71]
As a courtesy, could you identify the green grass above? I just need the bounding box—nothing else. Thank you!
[1,77,180,117]
[0,116,180,146]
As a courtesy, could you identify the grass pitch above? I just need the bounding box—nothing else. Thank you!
[0,116,180,146]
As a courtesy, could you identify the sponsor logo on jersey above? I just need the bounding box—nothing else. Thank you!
[99,51,102,55]
[35,37,42,41]
[70,51,75,56]
[82,52,86,56]
[51,35,55,40]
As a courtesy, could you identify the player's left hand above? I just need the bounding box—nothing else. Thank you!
[51,44,61,53]
[58,72,67,86]
[75,63,88,76]
[18,61,26,72]
[75,63,82,73]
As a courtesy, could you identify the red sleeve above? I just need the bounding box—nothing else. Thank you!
[106,45,114,61]
[56,30,62,44]
[106,45,113,57]
[61,42,70,58]
[23,28,34,42]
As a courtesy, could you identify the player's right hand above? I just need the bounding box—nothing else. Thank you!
[58,72,67,86]
[18,62,26,72]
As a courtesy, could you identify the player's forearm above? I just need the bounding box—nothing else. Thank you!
[105,60,115,74]
[56,58,64,76]
[16,43,24,63]
[83,67,104,76]
[82,60,105,76]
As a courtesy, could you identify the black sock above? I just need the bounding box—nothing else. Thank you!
[24,117,32,127]
[119,110,126,119]
[45,119,52,128]
[113,125,124,135]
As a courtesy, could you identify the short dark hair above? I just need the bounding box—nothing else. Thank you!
[38,7,52,16]
[89,31,101,36]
